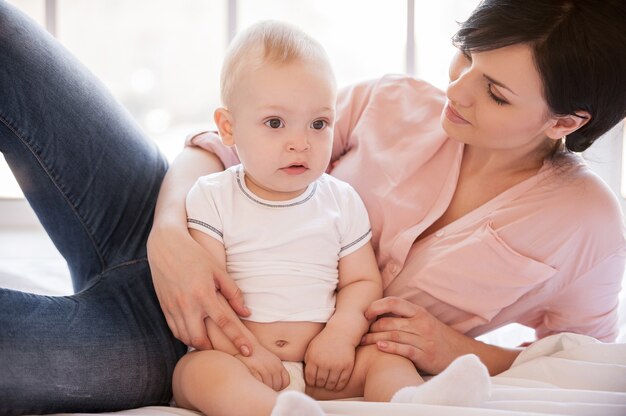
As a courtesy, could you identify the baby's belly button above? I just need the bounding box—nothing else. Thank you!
[275,339,289,348]
[266,337,308,361]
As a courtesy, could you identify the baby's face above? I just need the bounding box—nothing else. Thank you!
[227,59,337,201]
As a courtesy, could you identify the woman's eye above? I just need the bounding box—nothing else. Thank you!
[265,118,284,129]
[462,49,472,61]
[487,84,508,106]
[311,119,327,130]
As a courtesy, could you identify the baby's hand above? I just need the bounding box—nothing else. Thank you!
[236,346,290,391]
[304,330,355,391]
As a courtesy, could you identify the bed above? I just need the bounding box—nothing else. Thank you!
[1,239,625,416]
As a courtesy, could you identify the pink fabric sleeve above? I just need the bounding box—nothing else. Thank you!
[184,131,241,169]
[330,78,380,167]
[537,251,625,342]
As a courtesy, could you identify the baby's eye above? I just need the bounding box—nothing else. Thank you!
[311,119,327,130]
[265,118,284,129]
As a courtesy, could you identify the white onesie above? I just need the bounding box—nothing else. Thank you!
[186,164,372,323]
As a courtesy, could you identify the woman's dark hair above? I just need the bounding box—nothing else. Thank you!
[452,0,626,153]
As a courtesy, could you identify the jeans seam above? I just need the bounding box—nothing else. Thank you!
[0,112,106,271]
[79,258,148,293]
[104,257,148,274]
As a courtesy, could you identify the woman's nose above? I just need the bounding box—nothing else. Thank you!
[447,52,473,107]
[446,72,474,108]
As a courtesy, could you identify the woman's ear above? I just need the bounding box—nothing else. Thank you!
[214,107,235,146]
[545,111,591,140]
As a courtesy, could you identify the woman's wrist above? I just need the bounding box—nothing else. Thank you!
[470,338,522,376]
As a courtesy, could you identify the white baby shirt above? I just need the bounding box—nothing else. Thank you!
[186,165,372,323]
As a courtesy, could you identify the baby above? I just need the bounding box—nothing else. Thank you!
[173,20,490,416]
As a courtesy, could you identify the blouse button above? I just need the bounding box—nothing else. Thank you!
[435,230,445,237]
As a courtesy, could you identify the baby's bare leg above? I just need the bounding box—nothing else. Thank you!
[361,345,423,401]
[308,344,422,402]
[173,350,276,416]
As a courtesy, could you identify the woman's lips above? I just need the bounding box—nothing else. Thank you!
[444,103,470,125]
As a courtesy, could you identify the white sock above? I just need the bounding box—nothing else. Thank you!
[391,354,491,407]
[270,391,326,416]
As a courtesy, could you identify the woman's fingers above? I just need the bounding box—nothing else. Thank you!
[369,316,413,333]
[361,328,421,346]
[214,268,250,318]
[157,290,192,346]
[210,291,253,356]
[158,297,182,341]
[360,330,426,368]
[183,308,213,350]
[364,296,419,320]
[375,340,422,364]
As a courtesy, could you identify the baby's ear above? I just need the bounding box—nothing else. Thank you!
[214,107,235,146]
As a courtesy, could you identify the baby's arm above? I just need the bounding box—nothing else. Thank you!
[304,241,383,391]
[189,229,289,390]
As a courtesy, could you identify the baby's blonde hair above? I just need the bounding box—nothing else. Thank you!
[220,20,333,107]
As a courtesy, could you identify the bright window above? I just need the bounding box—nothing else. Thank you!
[2,0,478,198]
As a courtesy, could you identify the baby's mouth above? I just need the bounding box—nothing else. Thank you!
[281,163,308,174]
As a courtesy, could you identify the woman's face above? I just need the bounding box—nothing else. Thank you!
[442,44,558,155]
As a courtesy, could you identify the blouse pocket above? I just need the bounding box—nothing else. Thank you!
[408,221,557,322]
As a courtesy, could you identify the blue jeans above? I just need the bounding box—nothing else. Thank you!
[0,2,187,414]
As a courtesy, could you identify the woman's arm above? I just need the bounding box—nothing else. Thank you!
[147,145,252,354]
[361,297,521,376]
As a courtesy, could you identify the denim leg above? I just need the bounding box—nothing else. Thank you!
[0,0,165,290]
[0,261,187,415]
[0,1,187,413]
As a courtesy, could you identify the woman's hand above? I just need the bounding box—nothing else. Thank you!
[147,144,252,354]
[361,296,521,375]
[148,223,251,352]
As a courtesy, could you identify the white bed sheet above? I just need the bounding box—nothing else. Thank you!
[1,254,626,416]
[41,333,626,416]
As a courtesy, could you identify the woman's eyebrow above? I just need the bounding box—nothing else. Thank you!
[483,74,518,96]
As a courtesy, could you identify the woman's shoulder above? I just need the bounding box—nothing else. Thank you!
[342,74,446,108]
[543,156,625,236]
[376,74,445,94]
[378,74,444,101]
[555,158,620,209]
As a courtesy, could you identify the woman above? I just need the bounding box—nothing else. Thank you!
[149,0,626,377]
[0,0,624,415]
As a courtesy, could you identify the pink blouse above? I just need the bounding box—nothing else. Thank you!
[188,74,626,342]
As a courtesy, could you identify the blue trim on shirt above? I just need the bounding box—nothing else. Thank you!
[187,218,223,238]
[340,229,372,253]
